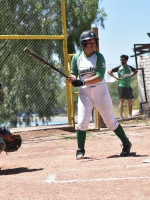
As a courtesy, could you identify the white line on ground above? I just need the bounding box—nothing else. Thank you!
[44,174,56,183]
[44,175,150,184]
[143,159,150,163]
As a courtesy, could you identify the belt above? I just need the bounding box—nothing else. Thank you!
[90,86,96,87]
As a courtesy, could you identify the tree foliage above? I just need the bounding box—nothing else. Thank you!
[66,0,107,53]
[0,0,106,127]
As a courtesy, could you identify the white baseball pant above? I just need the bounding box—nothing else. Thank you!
[77,81,119,131]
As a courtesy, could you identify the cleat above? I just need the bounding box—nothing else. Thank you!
[76,148,85,160]
[120,141,132,156]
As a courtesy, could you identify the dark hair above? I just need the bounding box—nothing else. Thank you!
[120,54,129,60]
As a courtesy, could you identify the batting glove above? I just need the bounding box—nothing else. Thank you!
[72,79,85,87]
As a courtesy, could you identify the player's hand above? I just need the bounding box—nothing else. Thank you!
[72,79,85,87]
[68,76,76,83]
[116,77,121,80]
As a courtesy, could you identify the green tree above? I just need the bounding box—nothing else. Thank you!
[0,0,106,127]
[66,0,107,53]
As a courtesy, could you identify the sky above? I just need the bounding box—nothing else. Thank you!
[96,0,150,70]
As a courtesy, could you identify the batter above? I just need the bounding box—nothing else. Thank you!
[68,30,132,159]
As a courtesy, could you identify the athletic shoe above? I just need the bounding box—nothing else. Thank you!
[76,148,85,160]
[120,141,132,156]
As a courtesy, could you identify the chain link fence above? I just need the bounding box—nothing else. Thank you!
[0,0,68,128]
[0,0,62,35]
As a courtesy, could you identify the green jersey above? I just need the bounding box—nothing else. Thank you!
[71,51,106,85]
[112,65,136,88]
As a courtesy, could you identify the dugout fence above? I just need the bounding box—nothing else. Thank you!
[0,0,140,129]
[133,44,150,115]
[0,0,73,128]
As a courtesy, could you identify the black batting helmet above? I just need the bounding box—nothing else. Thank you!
[80,30,99,47]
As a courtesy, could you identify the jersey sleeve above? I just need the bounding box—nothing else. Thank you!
[112,66,120,72]
[70,54,79,77]
[96,53,106,80]
[129,66,137,72]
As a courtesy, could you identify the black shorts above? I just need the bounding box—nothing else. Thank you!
[118,87,134,99]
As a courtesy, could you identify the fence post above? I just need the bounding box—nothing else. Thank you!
[91,27,105,129]
[61,0,72,125]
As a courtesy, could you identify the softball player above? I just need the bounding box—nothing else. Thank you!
[108,55,138,119]
[68,30,132,159]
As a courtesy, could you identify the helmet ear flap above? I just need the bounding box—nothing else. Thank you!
[81,39,98,47]
[81,41,87,47]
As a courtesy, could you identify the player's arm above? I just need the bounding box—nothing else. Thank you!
[108,66,121,80]
[84,75,101,85]
[68,55,78,83]
[130,66,138,77]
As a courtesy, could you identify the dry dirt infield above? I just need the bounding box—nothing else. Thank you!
[0,121,150,200]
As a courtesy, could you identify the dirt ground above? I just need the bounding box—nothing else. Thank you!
[0,120,150,200]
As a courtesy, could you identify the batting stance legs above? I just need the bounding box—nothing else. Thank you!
[76,82,131,158]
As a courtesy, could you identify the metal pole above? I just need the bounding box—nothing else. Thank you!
[91,27,105,129]
[61,0,72,125]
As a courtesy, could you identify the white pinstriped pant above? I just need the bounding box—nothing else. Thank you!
[77,81,119,131]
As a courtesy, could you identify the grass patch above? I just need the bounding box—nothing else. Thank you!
[110,134,116,136]
[91,135,96,138]
[97,132,107,135]
[61,135,77,140]
[143,117,150,126]
[133,118,141,123]
[86,132,93,136]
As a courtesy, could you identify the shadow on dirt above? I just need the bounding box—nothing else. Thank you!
[107,152,149,158]
[0,167,43,175]
[77,153,149,162]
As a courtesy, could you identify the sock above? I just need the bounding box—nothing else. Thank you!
[77,129,86,149]
[114,124,129,144]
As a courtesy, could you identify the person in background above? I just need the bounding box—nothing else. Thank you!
[108,55,138,119]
